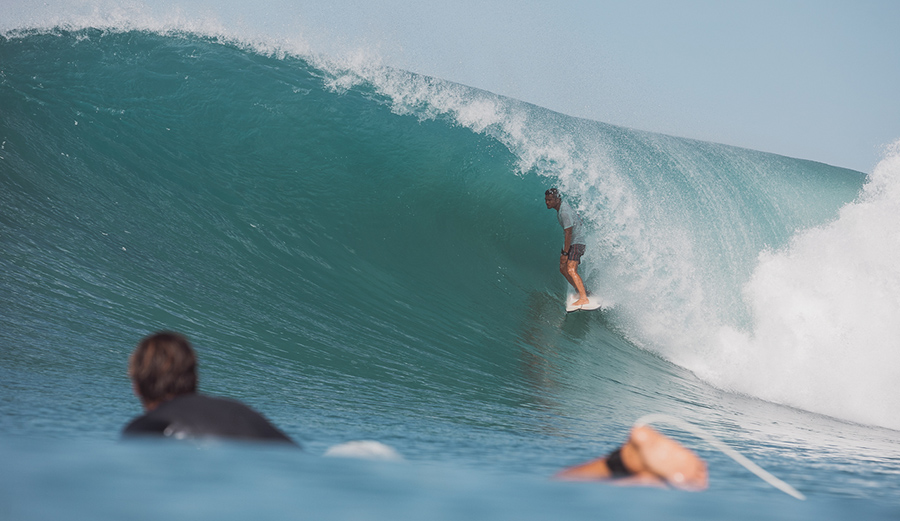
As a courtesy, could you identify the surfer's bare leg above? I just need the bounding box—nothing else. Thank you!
[555,426,708,491]
[566,260,589,306]
[559,255,586,301]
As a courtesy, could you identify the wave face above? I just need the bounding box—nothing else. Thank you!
[3,29,900,513]
[2,27,889,422]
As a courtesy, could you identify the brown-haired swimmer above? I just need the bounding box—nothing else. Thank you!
[123,331,297,445]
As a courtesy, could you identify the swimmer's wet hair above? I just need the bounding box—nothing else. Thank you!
[545,188,560,198]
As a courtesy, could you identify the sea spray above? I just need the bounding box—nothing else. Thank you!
[709,141,900,430]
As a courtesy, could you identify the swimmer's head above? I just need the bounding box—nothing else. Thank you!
[129,331,198,408]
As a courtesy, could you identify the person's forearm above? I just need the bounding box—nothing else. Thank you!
[563,228,573,253]
[554,456,612,480]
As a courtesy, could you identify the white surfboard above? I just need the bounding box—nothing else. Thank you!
[566,290,612,313]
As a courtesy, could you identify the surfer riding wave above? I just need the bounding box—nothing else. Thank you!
[545,188,589,307]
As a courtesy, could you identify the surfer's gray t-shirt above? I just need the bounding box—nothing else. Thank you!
[557,200,586,245]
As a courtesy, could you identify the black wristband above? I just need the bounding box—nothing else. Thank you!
[561,249,569,255]
[605,447,633,478]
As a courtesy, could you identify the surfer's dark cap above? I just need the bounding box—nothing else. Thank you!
[545,188,560,198]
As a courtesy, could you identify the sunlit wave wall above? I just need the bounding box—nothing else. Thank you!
[2,23,896,433]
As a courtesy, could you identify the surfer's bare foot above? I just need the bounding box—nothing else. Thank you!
[572,297,590,306]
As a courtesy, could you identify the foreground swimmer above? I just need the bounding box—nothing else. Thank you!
[123,331,297,445]
[555,425,708,490]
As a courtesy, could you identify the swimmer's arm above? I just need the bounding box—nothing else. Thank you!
[554,444,666,486]
[554,456,612,480]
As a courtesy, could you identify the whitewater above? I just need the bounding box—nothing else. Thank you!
[1,14,899,521]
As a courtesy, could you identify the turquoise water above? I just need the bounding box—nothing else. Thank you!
[2,29,899,520]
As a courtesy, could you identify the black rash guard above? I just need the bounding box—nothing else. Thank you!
[123,393,297,445]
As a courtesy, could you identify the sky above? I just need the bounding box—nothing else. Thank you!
[3,0,898,172]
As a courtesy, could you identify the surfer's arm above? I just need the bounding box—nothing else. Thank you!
[562,227,573,255]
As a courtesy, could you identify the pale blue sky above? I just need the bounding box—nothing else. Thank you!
[3,0,898,172]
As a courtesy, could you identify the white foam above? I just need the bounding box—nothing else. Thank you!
[703,141,900,430]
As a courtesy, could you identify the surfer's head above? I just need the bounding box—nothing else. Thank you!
[545,188,561,209]
[129,331,198,410]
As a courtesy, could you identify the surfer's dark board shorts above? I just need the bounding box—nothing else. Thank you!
[567,244,586,262]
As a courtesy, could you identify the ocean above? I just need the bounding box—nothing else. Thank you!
[1,27,899,520]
